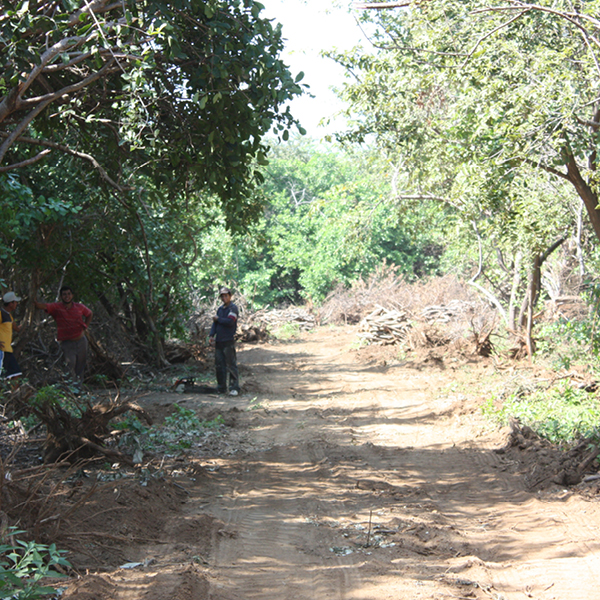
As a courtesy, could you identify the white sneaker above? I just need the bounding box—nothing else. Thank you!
[229,390,238,396]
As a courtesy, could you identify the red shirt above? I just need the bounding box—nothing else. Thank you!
[45,302,92,341]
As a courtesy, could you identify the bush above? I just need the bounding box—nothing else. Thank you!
[483,381,600,445]
[536,317,600,373]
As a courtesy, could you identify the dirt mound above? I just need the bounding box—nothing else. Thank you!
[54,475,188,570]
[496,421,600,490]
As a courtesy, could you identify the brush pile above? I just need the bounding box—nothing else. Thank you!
[248,307,316,332]
[419,300,477,323]
[358,305,412,345]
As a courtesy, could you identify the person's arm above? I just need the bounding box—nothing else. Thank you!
[83,310,92,329]
[215,309,237,327]
[12,321,23,333]
[34,300,48,311]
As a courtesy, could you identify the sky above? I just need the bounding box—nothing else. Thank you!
[259,0,371,137]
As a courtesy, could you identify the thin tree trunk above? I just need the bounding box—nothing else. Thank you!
[508,251,522,331]
[518,238,567,356]
[138,293,169,368]
[576,199,586,276]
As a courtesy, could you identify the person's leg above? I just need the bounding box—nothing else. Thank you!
[223,343,239,392]
[60,340,78,381]
[2,352,22,379]
[214,346,227,393]
[0,350,4,378]
[74,336,88,382]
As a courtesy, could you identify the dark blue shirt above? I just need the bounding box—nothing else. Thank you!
[209,302,238,343]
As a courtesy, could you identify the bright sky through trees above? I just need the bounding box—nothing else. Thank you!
[260,0,368,136]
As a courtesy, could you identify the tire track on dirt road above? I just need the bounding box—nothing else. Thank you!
[61,326,600,600]
[199,327,600,600]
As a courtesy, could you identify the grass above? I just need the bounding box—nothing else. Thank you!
[535,319,600,374]
[474,314,600,446]
[480,315,600,446]
[483,381,600,445]
[272,322,302,340]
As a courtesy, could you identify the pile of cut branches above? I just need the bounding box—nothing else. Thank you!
[358,306,411,345]
[248,307,316,332]
[420,300,477,323]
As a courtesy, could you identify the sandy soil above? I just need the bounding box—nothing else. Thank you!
[59,326,600,600]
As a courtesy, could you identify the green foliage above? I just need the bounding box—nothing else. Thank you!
[329,0,599,326]
[232,138,445,305]
[1,0,304,210]
[113,414,149,435]
[272,322,302,340]
[0,528,70,600]
[118,406,226,455]
[29,386,82,418]
[0,0,306,362]
[153,406,224,452]
[536,316,600,373]
[483,382,600,445]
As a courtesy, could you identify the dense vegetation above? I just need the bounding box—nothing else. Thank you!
[1,0,600,367]
[4,3,600,594]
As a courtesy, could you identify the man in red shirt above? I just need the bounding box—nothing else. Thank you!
[35,286,93,383]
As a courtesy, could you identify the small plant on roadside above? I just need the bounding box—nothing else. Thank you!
[247,396,263,411]
[114,414,149,463]
[272,322,301,340]
[19,414,41,432]
[113,413,149,434]
[145,406,226,453]
[88,374,109,386]
[536,318,600,374]
[0,528,71,600]
[483,381,600,445]
[29,385,83,419]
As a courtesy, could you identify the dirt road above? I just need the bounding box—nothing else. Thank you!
[64,326,600,600]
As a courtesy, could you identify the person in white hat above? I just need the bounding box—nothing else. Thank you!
[0,292,24,379]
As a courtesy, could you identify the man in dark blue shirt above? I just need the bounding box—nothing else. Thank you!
[209,287,240,396]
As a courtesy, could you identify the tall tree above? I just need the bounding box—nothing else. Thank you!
[233,138,445,305]
[0,0,306,366]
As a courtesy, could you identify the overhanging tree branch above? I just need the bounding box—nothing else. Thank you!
[353,2,411,8]
[0,132,129,192]
[0,149,52,171]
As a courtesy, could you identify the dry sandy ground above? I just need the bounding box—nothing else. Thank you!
[61,326,600,600]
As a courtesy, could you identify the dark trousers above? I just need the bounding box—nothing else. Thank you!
[215,341,239,393]
[60,336,88,382]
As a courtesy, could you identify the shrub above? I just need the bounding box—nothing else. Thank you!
[483,381,600,445]
[0,529,70,600]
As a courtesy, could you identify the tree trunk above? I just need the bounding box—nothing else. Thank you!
[508,251,522,331]
[138,293,169,368]
[518,238,567,356]
[565,152,600,243]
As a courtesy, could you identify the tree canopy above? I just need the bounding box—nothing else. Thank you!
[0,0,304,211]
[0,0,308,366]
[340,0,600,241]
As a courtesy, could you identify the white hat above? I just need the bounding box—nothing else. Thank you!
[3,292,21,303]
